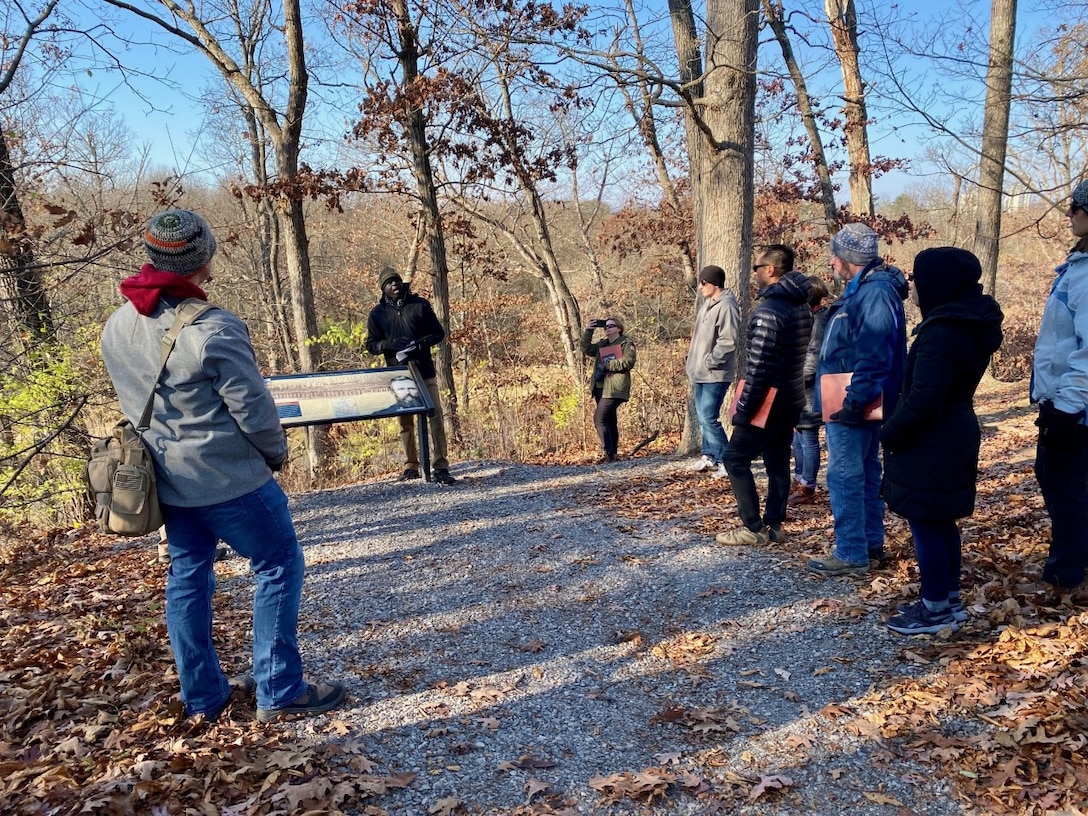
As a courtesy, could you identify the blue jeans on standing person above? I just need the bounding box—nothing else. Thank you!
[908,518,961,603]
[694,381,730,463]
[825,421,885,566]
[161,477,308,717]
[791,427,821,487]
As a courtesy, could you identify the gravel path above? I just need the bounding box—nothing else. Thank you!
[215,457,967,815]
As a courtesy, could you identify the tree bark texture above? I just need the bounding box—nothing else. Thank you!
[0,129,54,347]
[669,0,758,454]
[393,0,459,434]
[972,0,1017,298]
[825,0,873,217]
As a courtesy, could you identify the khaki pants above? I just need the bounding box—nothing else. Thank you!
[398,377,449,471]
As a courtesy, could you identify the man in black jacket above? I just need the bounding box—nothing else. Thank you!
[366,267,456,484]
[715,245,813,546]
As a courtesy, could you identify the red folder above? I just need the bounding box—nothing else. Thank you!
[728,379,777,429]
[820,372,883,422]
[598,344,623,364]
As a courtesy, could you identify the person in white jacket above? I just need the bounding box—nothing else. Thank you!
[684,265,740,479]
[1032,181,1088,597]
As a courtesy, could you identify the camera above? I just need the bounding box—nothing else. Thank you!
[590,319,607,329]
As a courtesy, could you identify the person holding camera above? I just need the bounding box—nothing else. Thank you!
[366,266,456,485]
[580,316,637,462]
[1032,180,1088,600]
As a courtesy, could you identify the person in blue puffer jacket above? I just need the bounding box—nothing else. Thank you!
[807,223,908,577]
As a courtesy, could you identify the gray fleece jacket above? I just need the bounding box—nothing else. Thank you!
[685,290,741,384]
[101,298,287,507]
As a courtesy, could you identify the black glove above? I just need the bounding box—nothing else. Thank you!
[269,455,286,472]
[830,400,866,426]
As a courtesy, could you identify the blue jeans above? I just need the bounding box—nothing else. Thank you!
[162,478,308,716]
[825,421,885,565]
[909,518,961,603]
[694,381,730,463]
[791,428,821,487]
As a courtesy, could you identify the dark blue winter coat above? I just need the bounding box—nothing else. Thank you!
[815,260,909,417]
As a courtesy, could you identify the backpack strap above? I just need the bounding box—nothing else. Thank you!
[136,299,218,431]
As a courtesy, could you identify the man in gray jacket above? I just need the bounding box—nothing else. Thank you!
[101,209,344,724]
[685,265,740,479]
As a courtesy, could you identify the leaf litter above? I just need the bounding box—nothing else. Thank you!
[2,379,1085,814]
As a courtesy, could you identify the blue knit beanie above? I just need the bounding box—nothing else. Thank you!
[830,223,879,266]
[1072,180,1088,209]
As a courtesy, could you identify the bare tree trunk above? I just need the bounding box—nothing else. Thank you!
[669,0,758,456]
[764,0,839,232]
[106,0,326,469]
[392,0,459,436]
[825,0,873,216]
[972,0,1017,298]
[239,102,295,371]
[0,129,54,347]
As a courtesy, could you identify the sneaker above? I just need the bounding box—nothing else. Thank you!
[897,599,968,623]
[807,554,869,576]
[766,524,784,543]
[885,600,960,635]
[433,468,457,485]
[787,485,815,506]
[868,549,888,569]
[687,454,716,472]
[715,527,769,546]
[256,680,347,723]
[709,464,729,480]
[398,468,421,481]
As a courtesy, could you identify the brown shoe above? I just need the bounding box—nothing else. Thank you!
[787,484,815,506]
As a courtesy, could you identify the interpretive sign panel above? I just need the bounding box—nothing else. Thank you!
[265,365,433,428]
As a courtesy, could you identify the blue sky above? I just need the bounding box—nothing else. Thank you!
[57,0,1066,202]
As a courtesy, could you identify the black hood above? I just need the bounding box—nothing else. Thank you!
[912,247,984,317]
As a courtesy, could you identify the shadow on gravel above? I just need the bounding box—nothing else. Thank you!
[211,458,968,814]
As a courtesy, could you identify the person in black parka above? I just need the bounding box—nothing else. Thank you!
[880,247,1003,635]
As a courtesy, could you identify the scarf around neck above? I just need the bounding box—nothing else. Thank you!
[119,264,208,316]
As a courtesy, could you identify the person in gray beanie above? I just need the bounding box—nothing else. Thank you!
[101,209,346,723]
[808,223,909,577]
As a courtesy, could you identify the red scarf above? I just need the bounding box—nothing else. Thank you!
[119,264,208,316]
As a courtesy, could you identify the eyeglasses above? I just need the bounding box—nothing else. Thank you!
[1071,203,1086,215]
[605,323,619,329]
[752,263,771,273]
